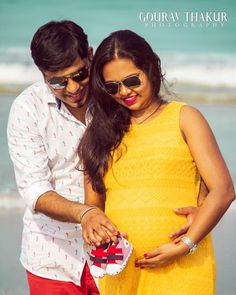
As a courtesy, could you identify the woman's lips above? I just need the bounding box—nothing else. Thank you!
[123,96,137,106]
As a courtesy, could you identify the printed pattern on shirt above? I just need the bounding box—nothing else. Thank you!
[7,81,87,285]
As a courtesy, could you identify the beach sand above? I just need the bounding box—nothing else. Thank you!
[0,208,28,295]
[0,204,236,295]
[212,204,236,295]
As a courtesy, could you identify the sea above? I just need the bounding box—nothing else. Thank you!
[0,0,236,294]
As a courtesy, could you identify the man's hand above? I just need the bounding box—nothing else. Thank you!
[169,206,199,241]
[81,207,118,246]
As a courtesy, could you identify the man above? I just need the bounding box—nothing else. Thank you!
[7,20,116,295]
[7,20,200,295]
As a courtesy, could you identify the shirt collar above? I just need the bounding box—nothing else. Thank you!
[43,82,91,122]
[44,83,61,109]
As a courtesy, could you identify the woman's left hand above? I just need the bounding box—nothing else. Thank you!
[135,242,188,268]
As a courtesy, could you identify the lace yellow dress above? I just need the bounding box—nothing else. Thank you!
[99,101,216,295]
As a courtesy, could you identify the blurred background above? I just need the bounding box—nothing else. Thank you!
[0,0,235,294]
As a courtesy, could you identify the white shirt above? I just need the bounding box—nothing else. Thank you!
[7,81,88,285]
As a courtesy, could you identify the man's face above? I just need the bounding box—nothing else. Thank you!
[43,56,90,108]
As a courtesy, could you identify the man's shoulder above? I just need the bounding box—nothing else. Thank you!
[15,81,46,100]
[13,81,55,109]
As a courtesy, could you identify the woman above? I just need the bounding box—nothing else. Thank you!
[78,30,235,294]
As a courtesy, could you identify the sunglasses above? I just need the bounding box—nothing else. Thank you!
[47,66,89,90]
[104,74,141,95]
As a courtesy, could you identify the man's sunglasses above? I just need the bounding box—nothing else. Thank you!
[104,74,141,95]
[47,66,89,90]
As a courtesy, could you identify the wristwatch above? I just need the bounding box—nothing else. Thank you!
[181,236,198,254]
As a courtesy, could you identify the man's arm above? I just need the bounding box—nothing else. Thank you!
[7,96,117,242]
[7,96,89,221]
[35,190,88,222]
[169,179,209,240]
[35,190,115,236]
[81,174,118,245]
[7,97,55,211]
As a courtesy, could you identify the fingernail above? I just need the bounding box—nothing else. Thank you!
[144,253,148,258]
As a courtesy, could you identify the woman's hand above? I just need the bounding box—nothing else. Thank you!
[135,242,189,268]
[81,207,118,246]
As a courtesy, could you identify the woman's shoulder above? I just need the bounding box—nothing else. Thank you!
[166,100,205,120]
[179,103,211,137]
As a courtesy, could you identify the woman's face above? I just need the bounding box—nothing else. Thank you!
[102,58,154,112]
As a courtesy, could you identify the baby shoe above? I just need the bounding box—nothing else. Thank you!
[84,242,110,278]
[106,235,133,276]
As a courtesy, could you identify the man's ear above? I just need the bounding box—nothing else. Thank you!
[88,47,93,62]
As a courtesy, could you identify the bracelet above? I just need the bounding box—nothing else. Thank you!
[79,206,97,223]
[181,236,198,254]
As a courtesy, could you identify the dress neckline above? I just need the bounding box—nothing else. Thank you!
[131,100,175,128]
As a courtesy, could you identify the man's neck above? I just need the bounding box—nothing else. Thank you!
[65,101,88,124]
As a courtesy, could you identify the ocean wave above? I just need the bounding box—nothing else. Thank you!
[0,46,41,84]
[0,46,31,63]
[0,195,25,209]
[162,52,236,88]
[0,47,236,88]
[0,62,42,84]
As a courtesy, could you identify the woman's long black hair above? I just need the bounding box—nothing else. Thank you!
[78,30,164,194]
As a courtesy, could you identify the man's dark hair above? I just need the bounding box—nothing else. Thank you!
[31,20,89,72]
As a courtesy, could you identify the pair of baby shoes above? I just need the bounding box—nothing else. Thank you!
[84,234,133,278]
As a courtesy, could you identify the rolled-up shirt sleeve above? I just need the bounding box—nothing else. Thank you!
[7,97,53,212]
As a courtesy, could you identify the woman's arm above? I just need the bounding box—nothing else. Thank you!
[178,106,235,244]
[136,105,235,268]
[84,174,106,210]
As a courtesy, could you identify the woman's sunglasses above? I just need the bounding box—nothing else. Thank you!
[104,74,141,95]
[47,66,89,90]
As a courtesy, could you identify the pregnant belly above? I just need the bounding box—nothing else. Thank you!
[106,207,186,256]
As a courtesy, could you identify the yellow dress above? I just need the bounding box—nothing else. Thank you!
[99,101,216,295]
